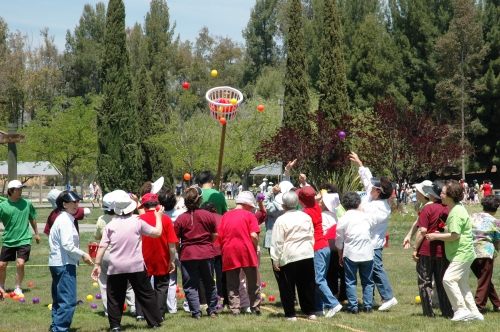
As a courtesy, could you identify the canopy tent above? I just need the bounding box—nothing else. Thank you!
[0,161,62,205]
[0,161,61,176]
[249,162,283,176]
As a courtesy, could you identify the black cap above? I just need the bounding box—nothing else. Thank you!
[423,182,445,199]
[56,190,82,210]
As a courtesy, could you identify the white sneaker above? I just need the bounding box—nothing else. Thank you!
[183,300,190,312]
[465,312,484,321]
[451,309,473,322]
[315,310,324,316]
[325,304,343,318]
[286,317,297,322]
[308,314,317,320]
[378,297,398,311]
[14,287,23,296]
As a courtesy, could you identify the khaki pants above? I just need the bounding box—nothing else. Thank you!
[443,261,480,315]
[226,267,261,314]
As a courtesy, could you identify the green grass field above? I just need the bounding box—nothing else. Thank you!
[0,203,499,331]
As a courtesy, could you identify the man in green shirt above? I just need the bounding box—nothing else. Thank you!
[197,171,228,215]
[0,180,39,295]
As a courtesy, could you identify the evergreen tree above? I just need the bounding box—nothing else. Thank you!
[63,2,106,97]
[317,0,349,125]
[283,0,310,133]
[97,0,143,193]
[435,0,487,179]
[144,0,175,70]
[134,66,171,186]
[347,14,408,109]
[388,0,454,108]
[242,0,280,85]
[470,0,500,172]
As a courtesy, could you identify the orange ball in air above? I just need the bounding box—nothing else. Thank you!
[184,173,191,181]
[257,104,265,112]
[219,117,227,125]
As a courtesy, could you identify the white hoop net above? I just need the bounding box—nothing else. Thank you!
[205,86,244,122]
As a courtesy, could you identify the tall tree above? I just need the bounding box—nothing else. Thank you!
[435,0,487,179]
[470,0,500,173]
[97,0,143,193]
[134,66,172,186]
[347,14,408,109]
[283,0,310,133]
[63,2,106,97]
[388,0,454,108]
[317,0,349,125]
[242,0,280,85]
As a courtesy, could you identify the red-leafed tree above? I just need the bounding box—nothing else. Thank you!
[255,110,350,187]
[357,98,466,183]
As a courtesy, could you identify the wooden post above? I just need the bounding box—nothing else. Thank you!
[7,124,18,181]
[215,123,227,191]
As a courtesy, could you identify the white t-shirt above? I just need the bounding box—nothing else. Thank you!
[336,210,374,262]
[225,182,232,191]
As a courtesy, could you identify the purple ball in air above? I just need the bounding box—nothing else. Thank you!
[257,193,265,201]
[19,298,26,303]
[216,304,223,310]
[338,131,346,139]
[96,294,102,300]
[217,295,221,301]
[32,297,40,304]
[261,297,265,301]
[91,303,98,309]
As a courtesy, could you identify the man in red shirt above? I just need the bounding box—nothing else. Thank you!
[136,193,178,321]
[482,180,493,197]
[218,191,261,315]
[297,186,343,318]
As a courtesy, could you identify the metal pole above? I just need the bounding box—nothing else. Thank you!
[215,123,227,192]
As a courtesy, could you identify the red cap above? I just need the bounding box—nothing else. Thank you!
[139,193,159,209]
[296,186,317,208]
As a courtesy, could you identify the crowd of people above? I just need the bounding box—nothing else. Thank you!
[1,153,500,330]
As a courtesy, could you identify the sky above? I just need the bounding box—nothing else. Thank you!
[0,0,252,51]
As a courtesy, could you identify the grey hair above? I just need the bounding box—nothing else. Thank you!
[282,192,298,210]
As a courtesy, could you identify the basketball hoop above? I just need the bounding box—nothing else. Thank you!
[205,86,243,122]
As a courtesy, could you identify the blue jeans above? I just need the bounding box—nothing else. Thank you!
[314,247,340,311]
[373,248,394,301]
[50,265,77,332]
[344,257,374,311]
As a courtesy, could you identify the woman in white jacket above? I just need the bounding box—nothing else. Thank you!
[349,152,398,311]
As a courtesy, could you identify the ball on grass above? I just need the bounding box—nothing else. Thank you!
[415,296,421,303]
[86,295,93,301]
[91,303,98,309]
[33,297,40,304]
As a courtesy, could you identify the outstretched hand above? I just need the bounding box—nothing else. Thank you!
[286,159,297,170]
[349,152,363,167]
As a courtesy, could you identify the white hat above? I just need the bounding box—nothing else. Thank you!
[47,189,62,209]
[152,177,164,194]
[322,193,340,213]
[274,193,284,205]
[102,191,117,211]
[415,180,433,198]
[113,190,137,215]
[278,181,294,194]
[8,180,25,189]
[235,191,255,208]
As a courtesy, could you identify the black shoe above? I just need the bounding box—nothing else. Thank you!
[363,308,372,314]
[427,313,436,318]
[349,309,359,315]
[150,323,161,329]
[110,328,121,332]
[232,312,240,316]
[251,309,261,316]
[136,316,145,322]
